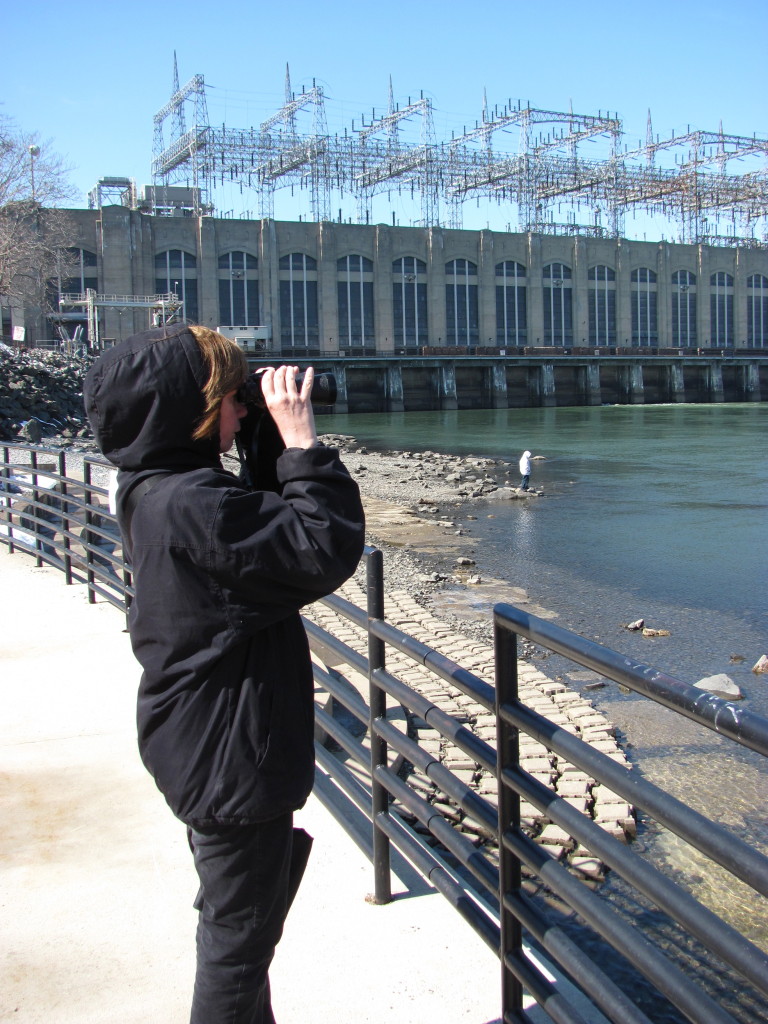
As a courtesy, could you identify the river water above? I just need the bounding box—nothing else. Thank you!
[324,402,768,1022]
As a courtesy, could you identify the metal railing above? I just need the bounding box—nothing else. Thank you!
[1,445,129,612]
[493,608,768,1024]
[2,441,767,1024]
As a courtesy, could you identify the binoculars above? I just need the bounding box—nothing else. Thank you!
[237,369,337,408]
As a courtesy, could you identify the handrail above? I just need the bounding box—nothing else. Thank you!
[493,611,768,1024]
[2,441,767,1024]
[496,602,768,756]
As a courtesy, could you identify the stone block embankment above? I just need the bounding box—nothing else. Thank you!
[304,577,636,884]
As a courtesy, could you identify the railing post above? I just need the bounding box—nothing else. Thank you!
[58,450,73,584]
[83,460,96,604]
[29,448,46,567]
[495,614,524,1021]
[1,445,15,555]
[367,548,392,904]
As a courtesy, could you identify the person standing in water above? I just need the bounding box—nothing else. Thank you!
[519,449,532,491]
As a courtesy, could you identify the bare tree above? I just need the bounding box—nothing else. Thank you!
[0,115,76,208]
[0,116,79,340]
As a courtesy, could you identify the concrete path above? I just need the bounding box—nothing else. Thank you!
[0,546,509,1024]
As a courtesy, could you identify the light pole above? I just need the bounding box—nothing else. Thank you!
[28,145,40,201]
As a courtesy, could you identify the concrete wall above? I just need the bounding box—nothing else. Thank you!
[30,210,768,358]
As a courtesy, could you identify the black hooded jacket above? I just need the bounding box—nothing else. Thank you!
[83,326,365,827]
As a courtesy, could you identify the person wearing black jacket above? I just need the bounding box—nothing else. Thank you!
[84,324,365,1023]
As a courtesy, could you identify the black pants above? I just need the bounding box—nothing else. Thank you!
[187,815,312,1024]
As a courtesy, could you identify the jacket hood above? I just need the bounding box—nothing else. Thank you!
[522,450,531,458]
[83,325,221,472]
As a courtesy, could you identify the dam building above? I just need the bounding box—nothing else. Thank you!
[40,206,768,411]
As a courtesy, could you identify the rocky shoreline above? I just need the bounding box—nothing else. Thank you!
[312,433,548,654]
[0,345,93,443]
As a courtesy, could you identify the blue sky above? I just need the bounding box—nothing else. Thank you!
[4,0,766,238]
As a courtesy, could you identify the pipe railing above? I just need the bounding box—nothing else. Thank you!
[1,445,128,611]
[2,441,767,1024]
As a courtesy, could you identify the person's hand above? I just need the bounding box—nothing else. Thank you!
[259,365,318,450]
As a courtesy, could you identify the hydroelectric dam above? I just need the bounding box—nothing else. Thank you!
[243,350,765,414]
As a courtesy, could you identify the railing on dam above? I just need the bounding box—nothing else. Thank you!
[2,441,767,1024]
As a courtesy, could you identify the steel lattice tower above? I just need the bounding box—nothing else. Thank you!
[150,63,768,246]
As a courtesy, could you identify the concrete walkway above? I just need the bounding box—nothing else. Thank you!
[0,545,510,1024]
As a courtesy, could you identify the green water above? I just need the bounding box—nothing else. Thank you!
[326,402,767,678]
[324,402,768,1022]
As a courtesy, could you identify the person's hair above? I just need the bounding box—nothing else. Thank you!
[189,326,249,441]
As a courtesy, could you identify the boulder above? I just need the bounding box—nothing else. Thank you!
[21,419,43,443]
[752,655,768,674]
[694,674,743,700]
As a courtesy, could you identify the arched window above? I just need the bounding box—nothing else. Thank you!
[445,259,478,346]
[710,271,734,347]
[671,270,696,347]
[279,253,318,351]
[155,249,198,322]
[588,265,616,346]
[630,267,657,346]
[337,255,374,349]
[747,274,768,348]
[218,251,259,326]
[542,263,572,346]
[495,261,527,346]
[393,257,427,349]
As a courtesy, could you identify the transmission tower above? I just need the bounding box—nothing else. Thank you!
[152,63,211,215]
[149,62,768,246]
[353,89,437,227]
